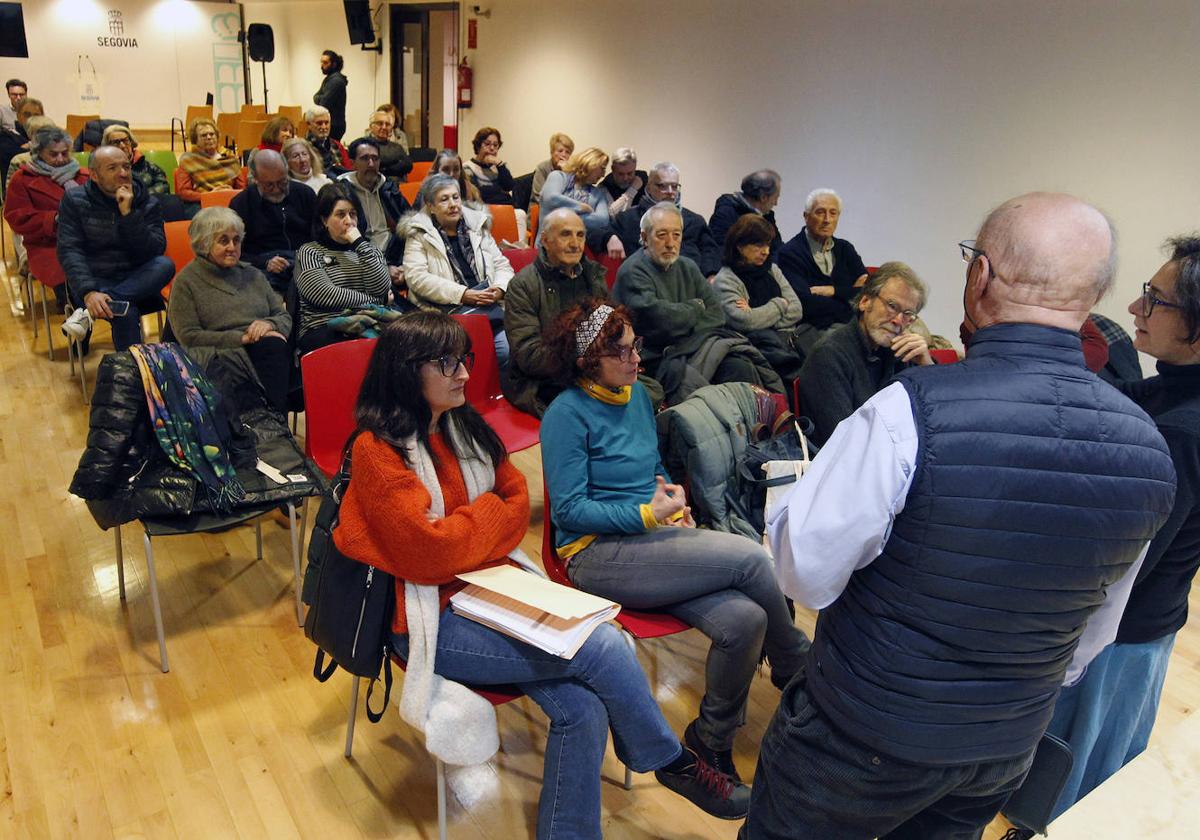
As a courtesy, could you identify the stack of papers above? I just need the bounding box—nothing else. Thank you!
[450,565,621,659]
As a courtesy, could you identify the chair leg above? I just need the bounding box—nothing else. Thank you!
[142,531,170,673]
[41,287,53,361]
[77,343,89,404]
[344,676,361,758]
[624,765,633,791]
[115,524,126,600]
[298,497,309,559]
[26,273,37,333]
[254,520,263,561]
[156,310,164,339]
[288,502,302,626]
[437,757,448,840]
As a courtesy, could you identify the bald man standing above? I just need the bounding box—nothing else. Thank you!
[742,194,1178,839]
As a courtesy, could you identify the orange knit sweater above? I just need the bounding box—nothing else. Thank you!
[333,431,530,634]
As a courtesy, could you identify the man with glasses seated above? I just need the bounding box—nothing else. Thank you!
[798,262,931,444]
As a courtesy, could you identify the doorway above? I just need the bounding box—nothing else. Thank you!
[389,3,459,153]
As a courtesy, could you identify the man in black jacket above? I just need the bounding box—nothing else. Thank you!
[57,145,173,350]
[608,162,721,278]
[230,150,316,294]
[777,188,869,330]
[709,169,783,261]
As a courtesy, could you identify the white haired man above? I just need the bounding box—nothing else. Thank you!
[304,106,350,174]
[608,162,721,278]
[600,146,647,217]
[777,188,869,330]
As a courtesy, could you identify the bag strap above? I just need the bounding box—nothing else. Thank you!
[364,653,393,723]
[312,648,338,682]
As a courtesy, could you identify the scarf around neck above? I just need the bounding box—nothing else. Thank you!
[736,260,779,308]
[180,149,242,192]
[29,156,82,188]
[578,377,632,405]
[436,216,479,287]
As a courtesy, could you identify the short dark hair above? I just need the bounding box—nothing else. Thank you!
[354,312,506,470]
[5,78,26,91]
[321,50,344,72]
[347,136,380,160]
[723,214,777,267]
[1165,235,1200,344]
[544,298,633,383]
[741,169,781,201]
[312,182,357,238]
[471,126,501,154]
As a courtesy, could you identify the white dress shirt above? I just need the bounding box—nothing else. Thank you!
[767,381,1147,685]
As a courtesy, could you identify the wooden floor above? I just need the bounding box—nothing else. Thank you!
[0,240,1197,839]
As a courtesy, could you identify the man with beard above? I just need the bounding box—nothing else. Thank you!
[230,150,316,294]
[608,162,721,278]
[304,106,350,174]
[312,50,348,140]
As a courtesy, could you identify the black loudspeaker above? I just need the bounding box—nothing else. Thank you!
[247,23,275,63]
[344,1,375,45]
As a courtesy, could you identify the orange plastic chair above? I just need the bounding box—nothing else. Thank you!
[215,112,240,148]
[276,105,302,125]
[451,314,540,452]
[409,160,433,182]
[65,114,100,140]
[488,204,520,245]
[239,103,266,118]
[527,204,539,245]
[160,220,194,300]
[199,189,242,209]
[300,338,378,479]
[400,181,421,204]
[237,119,268,156]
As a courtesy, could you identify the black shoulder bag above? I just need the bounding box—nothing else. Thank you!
[302,447,396,723]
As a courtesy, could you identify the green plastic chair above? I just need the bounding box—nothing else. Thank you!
[72,151,89,167]
[142,150,179,194]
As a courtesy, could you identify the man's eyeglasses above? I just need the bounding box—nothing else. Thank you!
[1141,282,1183,318]
[425,352,474,377]
[878,298,918,324]
[959,239,1011,286]
[602,337,643,362]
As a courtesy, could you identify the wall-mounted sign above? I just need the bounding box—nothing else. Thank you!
[97,9,139,47]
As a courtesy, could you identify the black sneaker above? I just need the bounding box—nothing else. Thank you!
[655,746,751,821]
[684,719,742,785]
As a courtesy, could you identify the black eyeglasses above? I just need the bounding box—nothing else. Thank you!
[424,352,474,377]
[602,336,643,362]
[1141,282,1183,318]
[959,239,1011,285]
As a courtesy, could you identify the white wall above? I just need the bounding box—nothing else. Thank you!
[453,0,1200,346]
[0,0,247,123]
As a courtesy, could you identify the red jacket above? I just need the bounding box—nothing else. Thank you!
[3,165,90,288]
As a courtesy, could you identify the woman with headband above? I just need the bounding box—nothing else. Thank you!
[539,299,812,804]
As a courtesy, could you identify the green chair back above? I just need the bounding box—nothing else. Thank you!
[142,150,179,194]
[72,151,89,167]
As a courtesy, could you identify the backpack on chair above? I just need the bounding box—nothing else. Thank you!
[301,441,396,722]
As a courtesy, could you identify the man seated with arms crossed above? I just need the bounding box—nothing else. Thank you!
[777,188,869,333]
[741,192,1178,840]
[799,262,932,444]
[58,145,174,350]
[304,106,350,175]
[601,147,647,218]
[338,137,409,281]
[609,162,721,279]
[230,150,316,295]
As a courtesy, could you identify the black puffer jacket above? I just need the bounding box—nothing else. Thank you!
[70,349,323,529]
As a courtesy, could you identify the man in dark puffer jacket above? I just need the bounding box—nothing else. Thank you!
[743,193,1177,839]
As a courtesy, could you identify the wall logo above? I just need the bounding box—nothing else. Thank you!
[98,9,138,47]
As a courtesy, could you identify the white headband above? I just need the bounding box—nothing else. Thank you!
[575,305,615,357]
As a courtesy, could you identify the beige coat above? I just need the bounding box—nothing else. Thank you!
[399,206,514,310]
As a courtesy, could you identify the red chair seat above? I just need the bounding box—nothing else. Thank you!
[478,398,542,452]
[930,348,960,364]
[451,313,540,453]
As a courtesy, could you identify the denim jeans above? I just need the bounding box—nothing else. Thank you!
[741,666,1036,840]
[567,528,810,752]
[393,612,682,840]
[78,256,175,350]
[1043,634,1175,821]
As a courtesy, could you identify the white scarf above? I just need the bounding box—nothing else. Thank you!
[397,417,540,768]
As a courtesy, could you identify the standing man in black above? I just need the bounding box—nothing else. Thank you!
[313,50,348,140]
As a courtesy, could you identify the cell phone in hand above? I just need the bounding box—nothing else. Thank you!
[108,300,130,316]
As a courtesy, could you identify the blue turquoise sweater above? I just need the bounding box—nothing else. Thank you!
[541,382,665,548]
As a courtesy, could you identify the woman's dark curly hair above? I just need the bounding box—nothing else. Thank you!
[352,311,506,469]
[1165,235,1200,344]
[543,297,635,383]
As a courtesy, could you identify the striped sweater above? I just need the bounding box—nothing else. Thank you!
[295,238,392,337]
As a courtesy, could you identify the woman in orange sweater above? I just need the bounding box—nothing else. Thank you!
[332,312,740,838]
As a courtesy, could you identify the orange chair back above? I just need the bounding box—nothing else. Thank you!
[488,204,519,245]
[184,105,214,132]
[276,105,303,125]
[409,160,433,182]
[65,114,100,141]
[199,189,242,209]
[301,338,378,477]
[215,112,240,148]
[240,103,266,117]
[400,181,421,204]
[237,119,268,156]
[527,204,539,245]
[161,221,193,300]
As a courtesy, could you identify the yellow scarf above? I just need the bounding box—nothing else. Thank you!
[578,377,631,405]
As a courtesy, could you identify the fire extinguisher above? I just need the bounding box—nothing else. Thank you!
[457,58,473,108]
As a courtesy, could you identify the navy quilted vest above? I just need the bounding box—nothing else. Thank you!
[808,323,1176,765]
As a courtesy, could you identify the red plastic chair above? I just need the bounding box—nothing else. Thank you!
[450,314,540,452]
[585,248,623,290]
[930,348,960,365]
[300,338,378,478]
[505,247,537,274]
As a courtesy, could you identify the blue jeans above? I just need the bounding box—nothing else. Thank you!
[1044,634,1175,821]
[80,256,175,350]
[393,612,683,840]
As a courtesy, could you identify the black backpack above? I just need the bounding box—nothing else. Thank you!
[726,416,819,537]
[302,445,395,722]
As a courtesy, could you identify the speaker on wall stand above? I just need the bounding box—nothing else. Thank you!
[246,23,275,112]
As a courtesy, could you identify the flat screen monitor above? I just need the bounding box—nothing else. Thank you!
[0,3,30,58]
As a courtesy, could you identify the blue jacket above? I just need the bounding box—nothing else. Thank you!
[57,179,167,300]
[808,323,1177,765]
